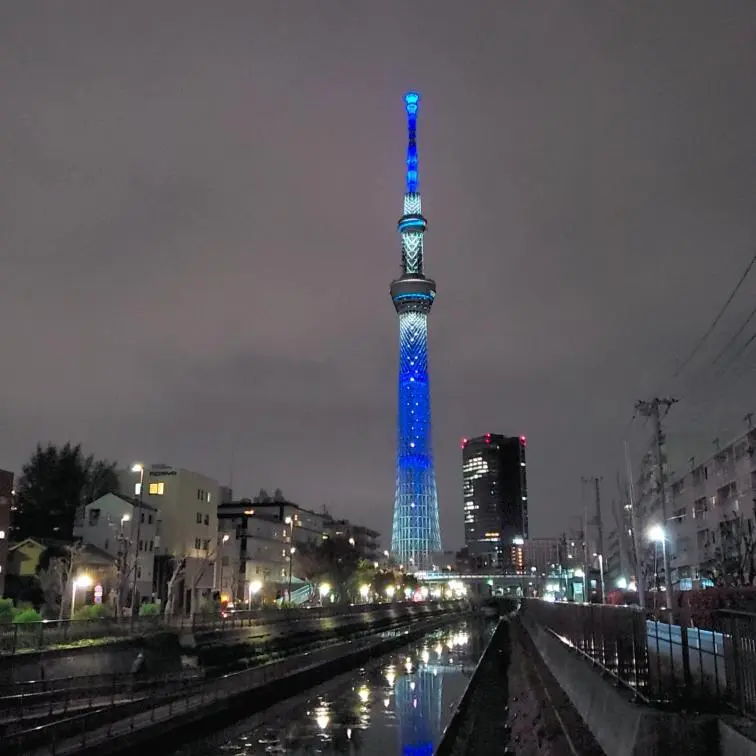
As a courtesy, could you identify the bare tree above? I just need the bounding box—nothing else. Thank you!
[164,557,186,618]
[707,505,756,587]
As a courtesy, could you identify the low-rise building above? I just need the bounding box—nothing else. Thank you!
[74,492,157,604]
[216,491,331,603]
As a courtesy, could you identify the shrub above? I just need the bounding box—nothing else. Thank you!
[138,603,160,617]
[13,608,42,623]
[0,598,13,624]
[73,604,111,621]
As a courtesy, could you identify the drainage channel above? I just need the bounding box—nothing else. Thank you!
[168,616,497,756]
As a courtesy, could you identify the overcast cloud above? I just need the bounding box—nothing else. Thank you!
[1,2,755,547]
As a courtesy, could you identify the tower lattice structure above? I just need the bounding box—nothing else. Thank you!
[390,92,442,568]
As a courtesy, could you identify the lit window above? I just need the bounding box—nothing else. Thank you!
[0,530,5,539]
[149,482,165,496]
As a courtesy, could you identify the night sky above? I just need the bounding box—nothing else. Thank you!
[2,3,756,548]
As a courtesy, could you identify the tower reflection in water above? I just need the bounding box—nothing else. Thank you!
[387,629,470,756]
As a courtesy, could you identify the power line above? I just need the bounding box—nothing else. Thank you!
[673,250,756,378]
[709,301,756,368]
[726,328,756,367]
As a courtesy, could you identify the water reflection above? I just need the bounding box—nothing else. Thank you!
[175,618,494,756]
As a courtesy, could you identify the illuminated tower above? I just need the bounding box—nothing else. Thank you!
[390,92,442,568]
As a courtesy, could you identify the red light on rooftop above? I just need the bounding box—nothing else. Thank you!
[460,437,469,449]
[520,435,527,446]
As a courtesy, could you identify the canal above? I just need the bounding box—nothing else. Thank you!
[170,616,496,755]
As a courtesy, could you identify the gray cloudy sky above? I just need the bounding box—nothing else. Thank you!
[2,2,755,548]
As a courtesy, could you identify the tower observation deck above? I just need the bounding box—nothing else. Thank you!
[390,92,442,568]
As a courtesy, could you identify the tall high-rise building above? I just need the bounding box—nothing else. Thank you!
[390,92,442,568]
[462,434,528,572]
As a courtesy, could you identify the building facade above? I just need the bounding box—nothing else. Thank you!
[662,426,756,588]
[74,492,157,603]
[119,464,220,611]
[390,92,442,568]
[217,492,332,602]
[462,434,528,572]
[524,537,564,576]
[0,470,12,596]
[328,519,380,561]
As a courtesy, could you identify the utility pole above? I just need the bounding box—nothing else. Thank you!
[580,478,591,601]
[624,441,645,609]
[635,398,677,605]
[582,476,605,600]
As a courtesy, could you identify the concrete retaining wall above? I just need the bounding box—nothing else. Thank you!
[719,718,756,756]
[520,616,718,756]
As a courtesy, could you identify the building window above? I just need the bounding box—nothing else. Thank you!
[88,509,100,526]
[139,540,144,552]
[137,567,142,579]
[196,512,202,524]
[194,537,201,549]
[0,530,5,539]
[207,492,212,503]
[104,538,109,550]
[148,514,153,525]
[202,539,210,551]
[149,540,153,551]
[149,482,164,496]
[204,514,209,526]
[141,512,145,523]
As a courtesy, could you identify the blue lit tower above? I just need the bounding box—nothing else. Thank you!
[390,92,442,568]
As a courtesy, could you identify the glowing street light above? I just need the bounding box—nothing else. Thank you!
[319,582,331,605]
[71,574,92,618]
[359,584,370,602]
[648,525,672,601]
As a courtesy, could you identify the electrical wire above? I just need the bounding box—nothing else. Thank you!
[708,301,756,368]
[672,250,756,378]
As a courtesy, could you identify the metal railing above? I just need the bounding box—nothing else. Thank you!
[4,612,457,755]
[522,599,730,705]
[718,609,756,718]
[0,600,445,655]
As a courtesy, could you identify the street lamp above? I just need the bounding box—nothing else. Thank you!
[319,582,331,605]
[287,546,296,603]
[248,580,262,608]
[71,574,92,618]
[359,583,370,603]
[593,553,605,603]
[130,463,144,617]
[217,533,230,596]
[648,525,672,604]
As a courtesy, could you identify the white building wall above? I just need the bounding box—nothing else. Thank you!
[74,492,156,599]
[667,429,756,586]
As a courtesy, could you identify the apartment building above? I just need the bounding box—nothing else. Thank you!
[74,492,157,602]
[216,491,331,602]
[665,427,756,587]
[328,519,381,561]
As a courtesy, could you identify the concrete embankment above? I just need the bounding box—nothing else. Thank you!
[13,608,467,756]
[1,602,459,686]
[519,613,719,756]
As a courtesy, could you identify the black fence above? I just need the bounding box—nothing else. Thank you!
[718,609,756,718]
[522,599,734,708]
[0,600,447,655]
